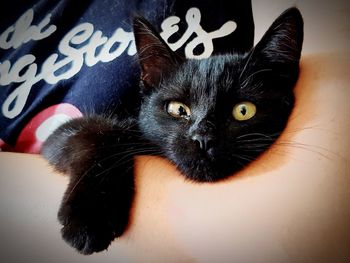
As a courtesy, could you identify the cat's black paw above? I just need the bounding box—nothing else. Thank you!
[59,217,115,255]
[58,186,132,254]
[41,115,139,253]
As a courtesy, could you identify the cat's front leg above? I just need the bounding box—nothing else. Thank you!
[42,115,139,254]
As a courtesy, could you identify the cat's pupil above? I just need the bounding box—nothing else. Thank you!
[178,106,187,116]
[240,106,247,116]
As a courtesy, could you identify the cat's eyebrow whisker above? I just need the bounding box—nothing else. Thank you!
[240,68,273,88]
[239,46,257,82]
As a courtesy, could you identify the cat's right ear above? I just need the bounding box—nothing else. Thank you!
[133,17,182,89]
[252,7,304,67]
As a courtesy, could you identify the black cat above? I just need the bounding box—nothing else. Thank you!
[42,8,303,254]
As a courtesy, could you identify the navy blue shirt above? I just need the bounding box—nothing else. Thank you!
[0,0,254,153]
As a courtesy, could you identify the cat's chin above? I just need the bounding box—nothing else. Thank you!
[173,157,234,182]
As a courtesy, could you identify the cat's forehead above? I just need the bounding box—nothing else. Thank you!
[154,55,243,113]
[186,55,239,78]
[180,55,242,86]
[170,55,244,97]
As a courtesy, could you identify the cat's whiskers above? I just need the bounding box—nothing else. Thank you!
[236,132,277,140]
[238,135,344,162]
[94,148,164,181]
[237,142,272,149]
[273,140,344,161]
[230,153,256,164]
[65,146,162,199]
[94,141,157,151]
[281,125,336,135]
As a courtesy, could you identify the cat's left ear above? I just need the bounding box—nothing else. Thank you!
[133,17,183,89]
[253,7,304,66]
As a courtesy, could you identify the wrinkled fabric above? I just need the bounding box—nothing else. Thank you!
[0,0,254,153]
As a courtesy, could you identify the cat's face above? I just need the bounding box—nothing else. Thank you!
[134,8,303,181]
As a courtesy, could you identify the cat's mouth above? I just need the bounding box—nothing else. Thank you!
[195,146,216,160]
[185,143,217,164]
[169,147,223,181]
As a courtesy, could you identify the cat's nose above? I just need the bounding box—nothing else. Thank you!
[191,135,214,152]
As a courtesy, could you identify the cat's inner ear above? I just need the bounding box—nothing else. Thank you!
[133,17,182,88]
[253,7,304,65]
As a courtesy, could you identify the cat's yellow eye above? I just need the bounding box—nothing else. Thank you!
[232,101,256,121]
[167,101,191,120]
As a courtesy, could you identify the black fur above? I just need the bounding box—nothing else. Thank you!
[42,8,303,254]
[42,116,140,254]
